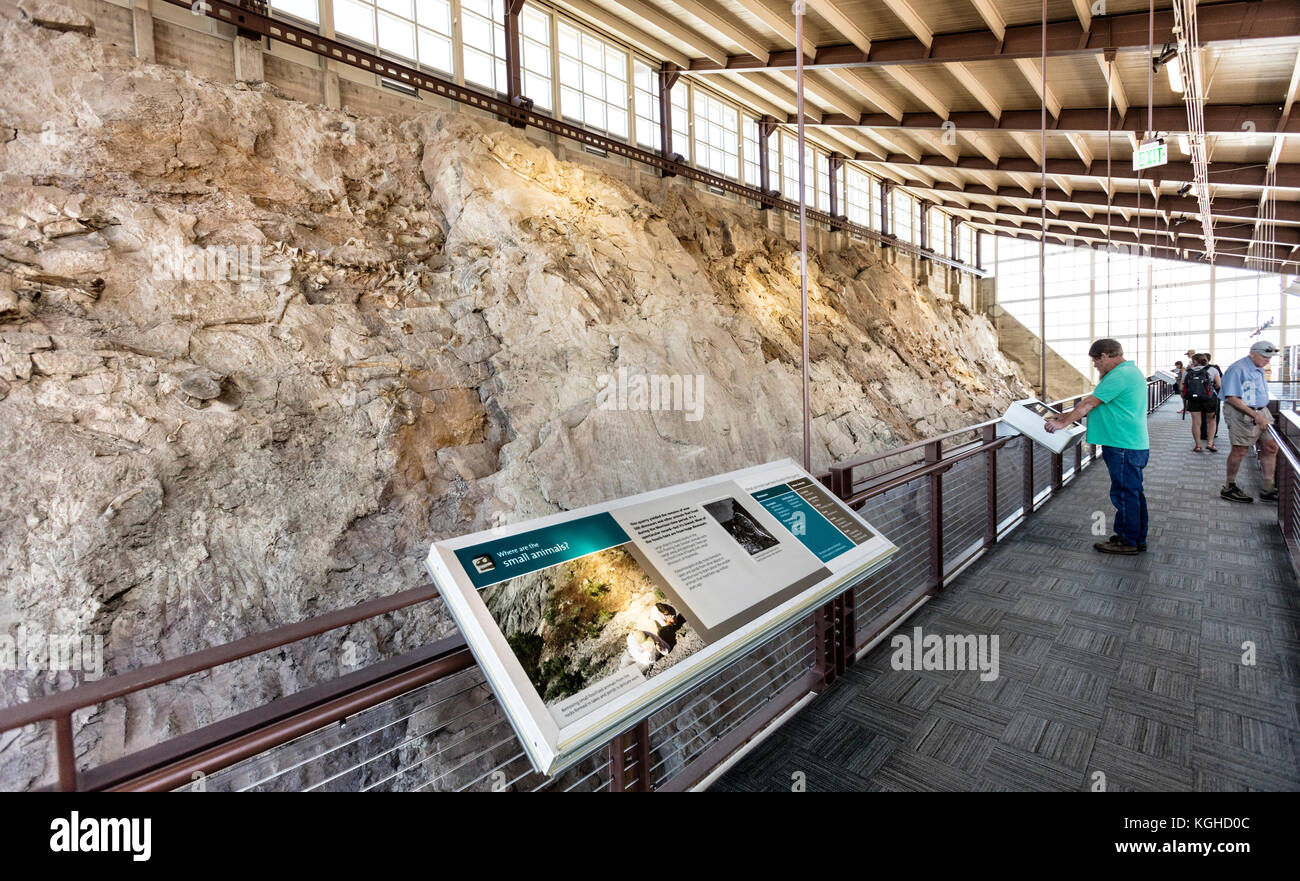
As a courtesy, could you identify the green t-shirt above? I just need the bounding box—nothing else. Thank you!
[1086,360,1149,450]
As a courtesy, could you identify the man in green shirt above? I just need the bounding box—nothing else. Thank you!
[1044,338,1150,555]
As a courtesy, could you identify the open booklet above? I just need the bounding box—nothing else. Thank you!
[426,458,898,776]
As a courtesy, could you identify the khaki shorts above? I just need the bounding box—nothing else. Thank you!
[1226,405,1272,447]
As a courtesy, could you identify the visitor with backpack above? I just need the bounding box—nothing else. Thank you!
[1200,352,1223,445]
[1182,353,1221,452]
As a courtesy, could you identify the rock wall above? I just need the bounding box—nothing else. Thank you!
[0,0,1027,788]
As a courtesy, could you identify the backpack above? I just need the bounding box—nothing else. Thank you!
[1183,366,1214,399]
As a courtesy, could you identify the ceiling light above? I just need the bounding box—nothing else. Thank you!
[1166,55,1184,93]
[1178,134,1191,154]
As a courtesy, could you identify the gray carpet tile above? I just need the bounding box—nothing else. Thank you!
[710,400,1300,791]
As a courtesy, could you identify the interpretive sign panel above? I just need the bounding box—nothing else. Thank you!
[1002,398,1086,454]
[427,459,897,775]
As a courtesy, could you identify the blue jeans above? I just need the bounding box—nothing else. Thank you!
[1102,447,1149,546]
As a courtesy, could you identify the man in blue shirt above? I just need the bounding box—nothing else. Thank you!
[1219,340,1280,503]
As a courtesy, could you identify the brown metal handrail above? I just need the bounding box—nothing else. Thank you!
[0,582,441,790]
[0,381,1175,792]
[1268,420,1300,577]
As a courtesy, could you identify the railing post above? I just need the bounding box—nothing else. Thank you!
[1022,436,1035,516]
[1074,396,1084,476]
[814,601,837,686]
[1279,434,1293,535]
[55,713,78,792]
[982,425,998,548]
[839,586,857,670]
[926,440,944,592]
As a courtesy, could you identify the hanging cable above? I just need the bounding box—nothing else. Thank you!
[1106,49,1115,336]
[1038,0,1047,399]
[795,0,810,473]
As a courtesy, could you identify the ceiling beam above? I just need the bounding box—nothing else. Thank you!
[962,132,1001,166]
[738,72,808,116]
[730,0,816,60]
[821,67,904,120]
[776,70,863,118]
[604,0,728,64]
[856,153,1300,189]
[1096,53,1129,118]
[687,1,1300,73]
[673,0,770,62]
[880,65,949,118]
[926,197,1300,248]
[807,0,873,59]
[968,0,1006,41]
[877,0,934,47]
[800,104,1295,135]
[1070,0,1092,32]
[892,179,1300,225]
[943,62,1002,118]
[1008,131,1044,166]
[973,217,1299,260]
[1014,58,1062,118]
[1067,133,1094,170]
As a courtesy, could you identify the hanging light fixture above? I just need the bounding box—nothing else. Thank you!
[1166,54,1184,93]
[1153,42,1184,93]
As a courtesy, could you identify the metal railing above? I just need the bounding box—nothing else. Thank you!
[1271,409,1300,577]
[0,381,1175,791]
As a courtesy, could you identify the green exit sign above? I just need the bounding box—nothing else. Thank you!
[1133,139,1168,171]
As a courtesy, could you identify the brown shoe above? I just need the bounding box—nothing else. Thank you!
[1093,539,1139,555]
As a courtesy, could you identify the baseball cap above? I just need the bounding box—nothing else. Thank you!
[1250,340,1280,357]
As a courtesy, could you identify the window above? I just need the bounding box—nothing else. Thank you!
[845,166,873,227]
[334,0,453,75]
[815,155,830,212]
[929,206,946,255]
[693,90,738,179]
[779,133,817,205]
[633,60,659,149]
[271,0,318,23]
[558,22,629,139]
[461,0,506,92]
[521,5,552,110]
[670,80,688,158]
[892,189,914,242]
[742,116,761,188]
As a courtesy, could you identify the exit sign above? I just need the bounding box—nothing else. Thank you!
[1133,138,1168,171]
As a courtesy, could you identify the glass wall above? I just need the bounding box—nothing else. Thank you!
[991,236,1293,381]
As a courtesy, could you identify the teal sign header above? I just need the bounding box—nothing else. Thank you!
[453,513,631,589]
